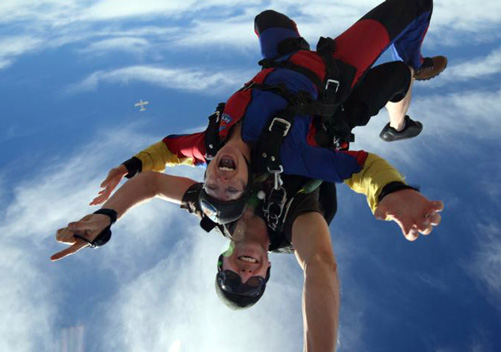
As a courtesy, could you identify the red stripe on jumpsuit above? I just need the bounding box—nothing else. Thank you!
[333,19,390,87]
[219,68,274,140]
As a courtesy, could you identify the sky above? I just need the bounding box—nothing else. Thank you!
[1,0,500,351]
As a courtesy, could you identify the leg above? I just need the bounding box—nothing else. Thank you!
[386,69,415,130]
[332,0,434,86]
[343,61,413,129]
[254,10,309,60]
[380,68,424,141]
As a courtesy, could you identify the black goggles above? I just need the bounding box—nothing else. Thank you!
[199,188,248,225]
[216,255,266,297]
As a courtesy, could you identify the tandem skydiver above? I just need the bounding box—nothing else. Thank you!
[52,0,446,350]
[90,0,446,228]
[51,168,441,351]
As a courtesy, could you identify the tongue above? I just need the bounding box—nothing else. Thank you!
[220,158,236,169]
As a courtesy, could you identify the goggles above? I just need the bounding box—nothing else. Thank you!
[199,156,253,225]
[216,254,267,297]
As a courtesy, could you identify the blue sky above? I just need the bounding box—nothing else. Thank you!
[1,0,500,351]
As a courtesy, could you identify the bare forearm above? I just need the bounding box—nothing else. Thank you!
[301,257,340,352]
[102,171,158,219]
[292,213,340,351]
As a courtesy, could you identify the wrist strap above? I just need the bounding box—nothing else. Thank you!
[94,208,118,224]
[378,182,419,202]
[74,209,117,248]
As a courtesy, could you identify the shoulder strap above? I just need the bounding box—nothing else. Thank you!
[204,102,226,161]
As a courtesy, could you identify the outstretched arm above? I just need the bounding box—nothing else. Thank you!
[52,171,196,261]
[292,212,339,352]
[345,153,444,240]
[90,133,205,205]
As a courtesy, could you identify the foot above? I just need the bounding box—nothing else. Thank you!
[414,56,448,81]
[379,115,423,142]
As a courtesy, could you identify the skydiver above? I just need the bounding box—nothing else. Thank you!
[90,0,447,218]
[52,0,447,350]
[52,170,442,351]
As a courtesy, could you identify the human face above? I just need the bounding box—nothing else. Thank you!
[204,145,248,201]
[221,241,270,284]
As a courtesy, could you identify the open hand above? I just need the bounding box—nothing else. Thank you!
[374,189,444,241]
[90,165,128,206]
[51,213,111,261]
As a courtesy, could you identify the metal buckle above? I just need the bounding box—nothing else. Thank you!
[268,117,291,137]
[263,186,287,230]
[325,79,340,93]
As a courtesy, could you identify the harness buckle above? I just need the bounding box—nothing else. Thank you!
[263,186,288,231]
[267,166,284,190]
[325,79,340,93]
[268,117,291,137]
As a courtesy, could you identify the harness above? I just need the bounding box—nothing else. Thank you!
[248,175,323,234]
[199,36,356,231]
[257,36,356,150]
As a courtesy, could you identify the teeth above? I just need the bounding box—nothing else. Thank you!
[239,256,257,263]
[219,157,236,170]
[218,166,234,171]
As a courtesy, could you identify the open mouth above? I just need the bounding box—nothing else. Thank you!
[218,155,236,171]
[238,255,258,264]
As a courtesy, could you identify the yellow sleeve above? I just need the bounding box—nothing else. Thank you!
[344,153,406,213]
[134,141,195,172]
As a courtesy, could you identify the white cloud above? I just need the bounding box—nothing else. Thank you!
[66,65,250,94]
[0,124,206,350]
[0,36,43,70]
[433,0,501,33]
[0,123,307,351]
[77,0,197,22]
[430,47,501,85]
[469,222,501,305]
[351,86,501,168]
[2,0,500,70]
[79,37,151,55]
[0,246,57,352]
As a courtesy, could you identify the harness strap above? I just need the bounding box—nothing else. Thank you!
[204,103,226,161]
[252,108,295,175]
[316,36,343,117]
[259,58,324,93]
[276,37,311,56]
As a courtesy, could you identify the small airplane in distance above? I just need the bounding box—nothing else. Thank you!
[134,99,149,111]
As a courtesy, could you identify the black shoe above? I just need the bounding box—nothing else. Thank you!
[379,116,423,142]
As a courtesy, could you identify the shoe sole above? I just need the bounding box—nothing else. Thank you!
[415,57,448,81]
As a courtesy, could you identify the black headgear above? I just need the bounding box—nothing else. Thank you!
[215,254,271,310]
[199,157,253,225]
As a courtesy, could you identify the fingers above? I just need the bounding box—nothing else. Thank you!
[429,212,441,226]
[374,205,387,221]
[68,219,100,233]
[100,169,117,188]
[91,174,121,206]
[89,190,111,206]
[56,227,78,244]
[409,209,443,239]
[431,200,444,212]
[90,183,114,206]
[51,239,89,262]
[405,228,419,242]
